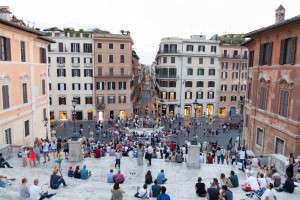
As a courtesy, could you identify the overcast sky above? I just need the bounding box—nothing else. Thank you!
[2,0,300,64]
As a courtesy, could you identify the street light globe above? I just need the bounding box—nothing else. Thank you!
[72,99,77,107]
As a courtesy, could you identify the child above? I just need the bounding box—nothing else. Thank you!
[68,166,74,177]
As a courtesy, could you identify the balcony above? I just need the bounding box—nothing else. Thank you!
[57,63,65,67]
[157,50,178,54]
[156,75,177,79]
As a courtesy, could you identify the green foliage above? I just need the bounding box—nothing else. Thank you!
[220,34,245,45]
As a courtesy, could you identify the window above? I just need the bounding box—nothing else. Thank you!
[220,96,226,102]
[197,68,204,76]
[279,90,289,117]
[57,57,65,64]
[73,97,80,105]
[207,91,214,99]
[109,55,114,63]
[109,68,114,76]
[256,128,264,146]
[0,36,11,61]
[40,48,46,63]
[71,43,80,52]
[231,84,238,91]
[42,80,46,95]
[231,96,237,101]
[233,50,238,57]
[120,68,125,75]
[243,51,248,59]
[48,57,51,63]
[120,55,125,63]
[107,96,116,104]
[84,83,93,90]
[245,114,249,127]
[210,57,214,64]
[171,57,175,63]
[208,81,215,87]
[98,54,102,63]
[72,69,81,77]
[169,68,176,78]
[96,82,105,90]
[169,81,176,87]
[107,82,116,90]
[84,57,92,64]
[97,96,105,104]
[85,97,93,104]
[83,43,92,53]
[223,50,228,57]
[118,96,127,104]
[84,69,93,77]
[259,87,268,110]
[4,128,12,144]
[49,97,52,105]
[72,83,81,90]
[196,91,203,99]
[58,42,64,52]
[118,81,127,90]
[187,68,193,76]
[279,37,297,65]
[20,41,26,62]
[221,72,228,79]
[58,97,66,105]
[43,108,47,120]
[170,44,177,53]
[211,46,217,53]
[249,51,254,67]
[185,81,192,87]
[22,83,28,103]
[221,84,227,91]
[71,57,80,64]
[185,91,192,99]
[57,68,66,77]
[186,45,194,52]
[24,120,30,137]
[120,44,125,49]
[275,138,284,154]
[109,43,113,49]
[163,57,167,63]
[57,83,67,91]
[222,62,228,70]
[198,45,205,52]
[208,69,215,76]
[199,57,203,64]
[97,43,102,48]
[259,42,273,65]
[196,81,203,87]
[49,83,51,91]
[187,57,192,64]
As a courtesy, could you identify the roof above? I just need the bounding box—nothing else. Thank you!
[245,14,300,37]
[0,18,55,43]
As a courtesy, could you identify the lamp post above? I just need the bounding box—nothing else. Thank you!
[43,117,48,140]
[192,98,198,141]
[72,99,77,137]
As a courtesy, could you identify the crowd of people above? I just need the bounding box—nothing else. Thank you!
[1,115,300,200]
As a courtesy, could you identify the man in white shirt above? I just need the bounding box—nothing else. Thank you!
[146,145,154,166]
[261,183,277,200]
[29,179,41,200]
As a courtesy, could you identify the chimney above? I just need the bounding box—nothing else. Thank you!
[0,6,12,21]
[275,5,285,23]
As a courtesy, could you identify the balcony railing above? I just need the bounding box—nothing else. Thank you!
[158,50,178,54]
[96,73,132,78]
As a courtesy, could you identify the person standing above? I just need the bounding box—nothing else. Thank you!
[111,183,124,200]
[146,145,153,166]
[28,148,36,168]
[239,147,247,171]
[115,150,122,169]
[42,140,50,163]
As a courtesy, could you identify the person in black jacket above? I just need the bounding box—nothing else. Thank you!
[195,177,207,197]
[145,170,153,185]
[0,153,13,168]
[50,167,66,189]
[74,166,81,179]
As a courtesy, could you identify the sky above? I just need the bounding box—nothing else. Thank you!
[1,0,300,64]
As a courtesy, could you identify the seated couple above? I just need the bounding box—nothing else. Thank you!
[107,169,125,184]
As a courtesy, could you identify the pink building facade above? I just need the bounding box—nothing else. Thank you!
[0,8,52,145]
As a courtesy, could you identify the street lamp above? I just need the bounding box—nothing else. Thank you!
[43,117,48,140]
[191,98,198,142]
[71,99,77,139]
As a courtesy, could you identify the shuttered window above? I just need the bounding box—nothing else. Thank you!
[279,90,289,117]
[279,37,297,65]
[259,87,268,110]
[259,42,273,65]
[2,85,10,109]
[24,120,30,137]
[0,36,11,61]
[20,41,26,62]
[22,83,28,103]
[40,48,47,63]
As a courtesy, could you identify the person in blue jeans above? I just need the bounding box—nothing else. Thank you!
[157,186,170,200]
[50,167,67,189]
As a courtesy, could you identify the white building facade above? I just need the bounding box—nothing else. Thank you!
[155,35,220,118]
[45,29,95,123]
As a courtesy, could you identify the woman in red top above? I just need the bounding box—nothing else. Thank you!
[28,147,36,167]
[207,153,214,164]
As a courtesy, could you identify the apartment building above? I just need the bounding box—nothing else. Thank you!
[94,31,134,120]
[155,35,220,117]
[44,28,95,123]
[219,38,248,118]
[243,5,300,156]
[0,7,52,145]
